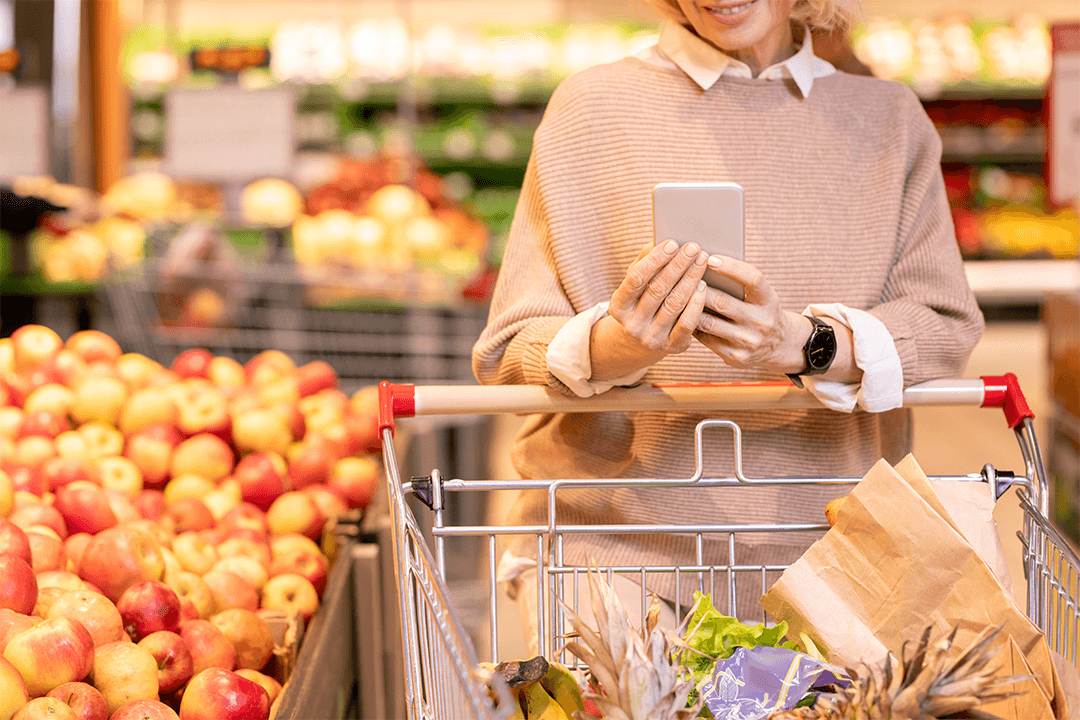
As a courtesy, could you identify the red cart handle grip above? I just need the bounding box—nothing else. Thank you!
[378,381,415,437]
[981,374,1034,429]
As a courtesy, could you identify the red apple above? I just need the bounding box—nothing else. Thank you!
[70,377,128,427]
[9,502,66,539]
[178,620,235,675]
[285,438,335,491]
[260,574,318,624]
[0,653,29,719]
[0,608,38,653]
[46,682,108,720]
[3,616,95,697]
[214,539,270,572]
[25,528,65,573]
[78,527,165,602]
[34,571,83,593]
[18,411,71,440]
[55,482,119,536]
[88,641,159,715]
[216,505,269,541]
[173,386,229,441]
[137,631,192,694]
[269,547,328,597]
[207,609,273,672]
[110,699,179,720]
[4,465,46,497]
[41,457,98,493]
[343,412,379,456]
[0,555,37,614]
[131,491,166,522]
[266,492,323,540]
[124,427,180,490]
[165,573,214,621]
[169,435,233,484]
[165,500,213,534]
[231,455,285,514]
[11,326,63,375]
[64,331,121,365]
[63,534,92,575]
[0,518,32,562]
[116,581,181,642]
[177,668,268,720]
[244,351,294,385]
[328,456,379,511]
[171,350,212,380]
[206,357,245,392]
[303,485,347,526]
[0,469,13,518]
[52,351,88,389]
[200,572,257,614]
[47,590,125,647]
[232,670,280,705]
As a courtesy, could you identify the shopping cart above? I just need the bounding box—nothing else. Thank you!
[377,374,1080,720]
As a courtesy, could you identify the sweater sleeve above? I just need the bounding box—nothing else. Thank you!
[471,83,580,394]
[868,93,985,387]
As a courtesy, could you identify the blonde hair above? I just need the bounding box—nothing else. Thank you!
[638,0,864,35]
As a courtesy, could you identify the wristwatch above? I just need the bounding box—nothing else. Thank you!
[787,316,836,389]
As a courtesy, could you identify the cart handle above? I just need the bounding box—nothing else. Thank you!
[377,374,1034,435]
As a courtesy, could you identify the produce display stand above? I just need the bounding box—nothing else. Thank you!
[376,375,1080,719]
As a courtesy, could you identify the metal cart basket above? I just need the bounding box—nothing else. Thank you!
[377,375,1080,720]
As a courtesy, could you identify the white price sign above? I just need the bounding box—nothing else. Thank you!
[0,86,49,181]
[165,87,294,180]
[1049,24,1080,206]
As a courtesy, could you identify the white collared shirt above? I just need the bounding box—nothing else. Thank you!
[544,23,904,413]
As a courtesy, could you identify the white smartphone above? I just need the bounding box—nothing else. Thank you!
[652,182,744,301]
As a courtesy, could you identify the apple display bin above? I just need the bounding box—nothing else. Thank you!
[376,376,1080,720]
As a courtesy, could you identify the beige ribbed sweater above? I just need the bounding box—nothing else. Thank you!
[471,57,984,609]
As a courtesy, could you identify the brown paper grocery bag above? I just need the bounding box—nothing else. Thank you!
[761,458,1066,719]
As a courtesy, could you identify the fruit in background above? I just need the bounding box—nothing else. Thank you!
[4,465,45,497]
[295,362,337,398]
[286,437,336,490]
[64,332,121,365]
[8,502,65,538]
[173,385,229,441]
[3,616,95,697]
[55,481,119,536]
[25,528,65,573]
[0,408,24,439]
[42,457,98,493]
[230,454,285,513]
[205,357,244,392]
[62,534,91,573]
[12,697,79,719]
[0,653,29,719]
[119,388,178,437]
[11,326,63,375]
[269,547,328,597]
[116,355,163,394]
[170,351,212,381]
[125,426,180,489]
[53,431,89,461]
[138,631,193,694]
[33,587,67,618]
[19,411,71,440]
[0,609,37,654]
[266,492,323,540]
[242,352,294,388]
[0,555,37,613]
[260,574,319,623]
[117,581,182,641]
[303,486,347,527]
[269,533,321,560]
[208,609,273,672]
[12,436,56,468]
[22,384,75,419]
[88,641,159,715]
[239,179,302,228]
[70,377,128,427]
[201,571,257,614]
[162,476,215,508]
[216,505,269,541]
[0,470,13,517]
[47,590,125,647]
[232,670,280,705]
[208,557,266,593]
[365,183,431,226]
[96,457,142,497]
[178,621,235,675]
[166,499,214,534]
[78,526,165,602]
[178,668,268,720]
[133,490,167,521]
[0,518,32,562]
[181,290,227,330]
[165,573,214,621]
[215,539,270,572]
[102,171,176,221]
[231,410,291,458]
[110,700,179,720]
[45,682,108,720]
[78,422,124,460]
[34,571,83,593]
[328,456,379,511]
[169,435,233,483]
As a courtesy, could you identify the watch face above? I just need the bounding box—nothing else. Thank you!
[808,327,836,370]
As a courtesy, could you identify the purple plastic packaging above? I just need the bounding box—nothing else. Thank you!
[698,646,850,720]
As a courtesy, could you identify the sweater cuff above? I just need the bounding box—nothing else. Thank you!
[546,302,651,398]
[514,316,577,394]
[866,307,919,387]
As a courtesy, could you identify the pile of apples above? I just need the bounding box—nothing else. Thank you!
[0,325,384,720]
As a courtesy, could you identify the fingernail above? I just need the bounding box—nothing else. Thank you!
[695,252,707,266]
[697,280,706,292]
[682,243,698,257]
[708,256,723,269]
[663,240,678,254]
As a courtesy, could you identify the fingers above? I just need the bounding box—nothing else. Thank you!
[705,255,774,305]
[610,240,679,315]
[612,241,704,320]
[653,248,707,327]
[670,280,708,351]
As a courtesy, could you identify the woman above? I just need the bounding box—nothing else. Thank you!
[472,0,983,644]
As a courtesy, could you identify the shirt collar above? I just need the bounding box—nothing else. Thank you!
[656,21,834,98]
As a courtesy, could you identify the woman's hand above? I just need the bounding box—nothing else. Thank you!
[693,255,810,373]
[588,240,708,382]
[609,240,709,353]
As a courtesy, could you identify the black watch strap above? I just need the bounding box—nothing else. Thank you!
[787,316,836,389]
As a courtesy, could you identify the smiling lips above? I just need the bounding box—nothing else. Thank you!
[706,0,758,17]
